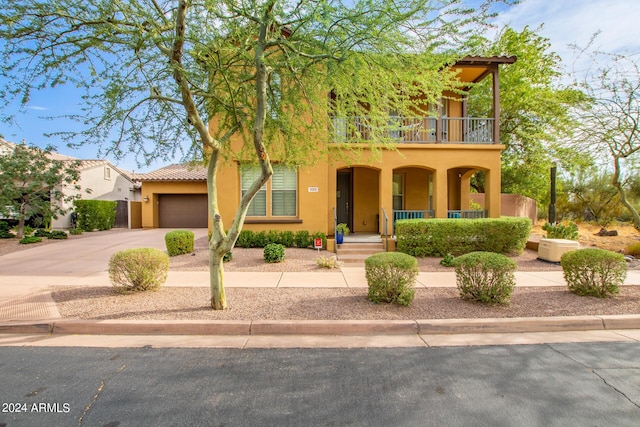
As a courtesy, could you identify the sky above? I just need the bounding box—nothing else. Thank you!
[2,0,640,173]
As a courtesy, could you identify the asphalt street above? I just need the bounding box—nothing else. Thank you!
[1,342,639,426]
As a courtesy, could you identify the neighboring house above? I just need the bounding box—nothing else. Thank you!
[51,158,142,229]
[0,138,141,228]
[138,56,516,247]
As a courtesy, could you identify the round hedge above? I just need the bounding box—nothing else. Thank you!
[452,251,517,304]
[108,247,170,292]
[561,248,627,297]
[365,252,418,306]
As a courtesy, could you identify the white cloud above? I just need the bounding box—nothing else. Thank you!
[492,0,640,72]
[26,105,47,111]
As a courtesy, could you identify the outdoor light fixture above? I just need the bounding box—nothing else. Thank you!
[144,196,149,203]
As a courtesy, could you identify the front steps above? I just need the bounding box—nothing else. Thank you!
[336,241,386,265]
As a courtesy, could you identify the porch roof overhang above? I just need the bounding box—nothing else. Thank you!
[452,55,517,85]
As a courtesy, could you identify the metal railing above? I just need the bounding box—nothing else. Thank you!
[393,210,435,222]
[381,207,389,252]
[331,117,494,144]
[447,210,487,219]
[333,207,338,253]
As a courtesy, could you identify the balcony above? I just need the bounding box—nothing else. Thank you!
[332,116,495,144]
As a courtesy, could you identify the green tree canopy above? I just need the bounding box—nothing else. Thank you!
[0,143,81,238]
[467,26,588,205]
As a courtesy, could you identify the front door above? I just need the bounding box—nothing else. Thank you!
[336,171,352,230]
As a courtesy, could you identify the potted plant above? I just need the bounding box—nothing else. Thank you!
[336,223,350,244]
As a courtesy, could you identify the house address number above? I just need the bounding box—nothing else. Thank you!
[308,186,319,193]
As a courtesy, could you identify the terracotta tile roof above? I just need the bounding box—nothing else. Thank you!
[136,163,208,182]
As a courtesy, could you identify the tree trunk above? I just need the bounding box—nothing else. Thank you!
[209,245,227,310]
[612,156,640,230]
[16,217,25,239]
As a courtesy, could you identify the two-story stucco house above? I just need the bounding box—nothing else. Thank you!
[138,56,516,251]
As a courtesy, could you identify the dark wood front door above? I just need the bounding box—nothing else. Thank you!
[336,171,352,230]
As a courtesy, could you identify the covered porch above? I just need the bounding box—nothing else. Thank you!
[331,162,498,238]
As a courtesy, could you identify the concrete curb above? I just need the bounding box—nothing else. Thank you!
[1,315,640,336]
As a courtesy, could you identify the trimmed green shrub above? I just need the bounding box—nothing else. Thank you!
[396,217,531,257]
[264,243,285,263]
[265,230,280,245]
[34,229,51,238]
[561,248,627,298]
[165,230,195,256]
[294,230,312,248]
[19,236,42,244]
[69,228,83,236]
[236,230,254,248]
[108,248,169,293]
[74,200,117,231]
[279,230,295,248]
[365,252,418,306]
[0,221,13,238]
[453,252,517,304]
[542,221,579,240]
[48,230,68,240]
[440,253,455,267]
[252,231,269,248]
[626,242,640,257]
[19,225,35,236]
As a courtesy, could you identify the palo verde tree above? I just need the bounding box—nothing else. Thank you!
[0,0,511,309]
[571,52,640,229]
[467,26,587,203]
[0,143,81,238]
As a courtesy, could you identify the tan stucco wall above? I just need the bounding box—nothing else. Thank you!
[352,167,379,233]
[471,193,538,223]
[129,201,142,229]
[396,167,432,211]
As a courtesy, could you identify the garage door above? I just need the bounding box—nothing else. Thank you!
[158,194,208,228]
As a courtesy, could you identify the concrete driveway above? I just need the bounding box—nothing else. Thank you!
[0,228,208,296]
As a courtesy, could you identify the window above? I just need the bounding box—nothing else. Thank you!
[241,165,267,216]
[271,165,296,216]
[241,164,297,217]
[104,167,111,180]
[393,173,404,210]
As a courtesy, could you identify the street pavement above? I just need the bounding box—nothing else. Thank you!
[1,343,639,426]
[1,228,640,348]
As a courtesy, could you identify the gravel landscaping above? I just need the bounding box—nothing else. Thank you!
[51,238,640,321]
[2,227,638,321]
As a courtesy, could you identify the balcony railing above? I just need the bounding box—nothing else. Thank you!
[393,209,486,222]
[393,210,435,223]
[447,210,487,219]
[332,116,495,144]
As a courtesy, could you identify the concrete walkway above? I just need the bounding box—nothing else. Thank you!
[1,228,640,348]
